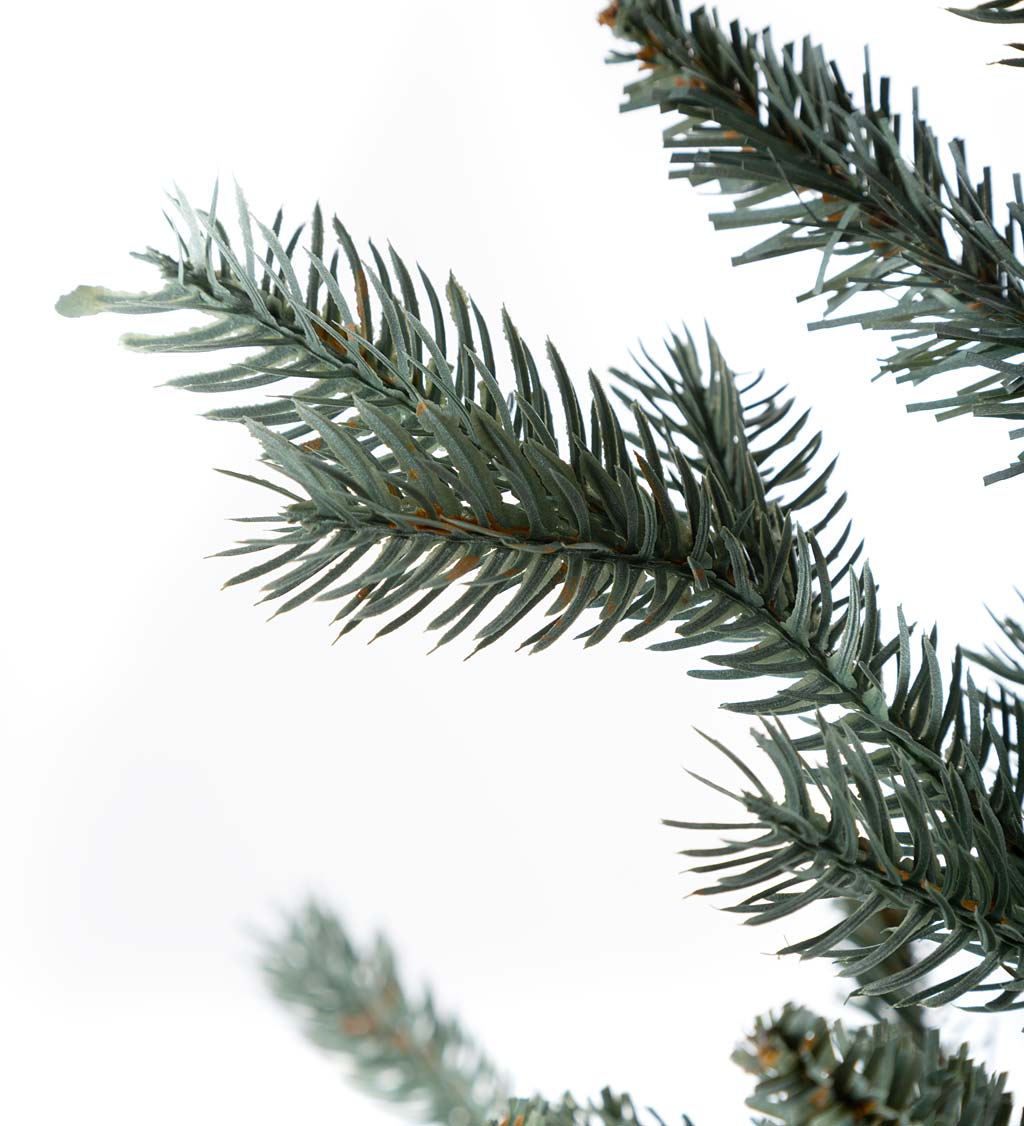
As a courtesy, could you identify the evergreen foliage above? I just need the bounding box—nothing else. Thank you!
[263,902,507,1126]
[673,716,1024,1011]
[56,189,1024,1012]
[56,2,1024,1120]
[265,903,694,1126]
[735,1004,1012,1124]
[601,0,1024,484]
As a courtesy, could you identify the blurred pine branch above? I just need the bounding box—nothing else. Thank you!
[263,902,691,1126]
[263,902,507,1126]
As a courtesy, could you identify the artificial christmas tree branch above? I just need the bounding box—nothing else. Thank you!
[601,1,1024,484]
[736,1003,1013,1124]
[264,903,691,1126]
[263,902,508,1126]
[56,193,1023,782]
[54,194,1017,759]
[674,716,1024,1011]
[58,190,1024,1010]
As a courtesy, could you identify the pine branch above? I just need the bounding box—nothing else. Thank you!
[600,1,1024,485]
[262,901,508,1126]
[672,717,1024,1011]
[57,189,1024,1008]
[264,903,689,1126]
[56,189,865,675]
[735,1003,1014,1124]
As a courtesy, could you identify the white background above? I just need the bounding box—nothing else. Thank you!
[4,1,1024,1122]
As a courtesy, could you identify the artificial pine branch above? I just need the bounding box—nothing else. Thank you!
[735,1003,1014,1124]
[263,902,689,1126]
[57,189,1024,1008]
[600,1,1024,484]
[671,717,1024,1011]
[263,901,508,1126]
[53,1,1024,1114]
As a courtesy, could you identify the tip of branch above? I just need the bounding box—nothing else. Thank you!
[597,1,620,29]
[55,285,110,318]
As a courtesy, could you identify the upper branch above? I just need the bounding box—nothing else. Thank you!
[601,0,1024,484]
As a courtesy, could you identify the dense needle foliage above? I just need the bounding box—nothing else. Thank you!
[58,2,1024,1121]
